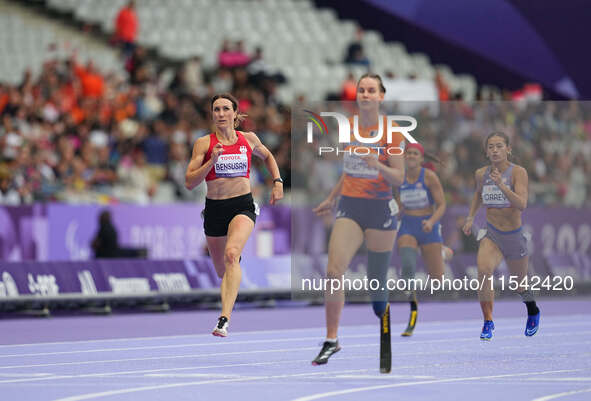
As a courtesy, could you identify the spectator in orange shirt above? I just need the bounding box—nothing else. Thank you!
[73,61,104,99]
[115,1,138,58]
[341,73,357,101]
[435,72,450,101]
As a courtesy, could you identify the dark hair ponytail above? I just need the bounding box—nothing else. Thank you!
[424,151,442,165]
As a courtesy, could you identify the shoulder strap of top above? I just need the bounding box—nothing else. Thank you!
[205,133,216,156]
[239,131,254,152]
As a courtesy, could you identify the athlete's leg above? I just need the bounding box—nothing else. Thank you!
[365,229,397,316]
[219,214,255,320]
[507,255,540,336]
[207,235,230,337]
[477,237,503,340]
[398,235,419,276]
[206,236,227,279]
[397,234,419,335]
[365,229,398,252]
[325,218,364,339]
[312,218,364,365]
[366,228,397,372]
[420,242,444,283]
[477,238,503,320]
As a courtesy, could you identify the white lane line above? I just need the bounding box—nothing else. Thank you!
[1,321,573,359]
[502,341,591,350]
[50,368,376,401]
[291,369,583,401]
[0,325,362,350]
[332,374,436,380]
[524,377,591,382]
[0,335,369,359]
[531,387,591,401]
[1,313,588,349]
[0,349,586,387]
[0,327,336,349]
[144,373,254,379]
[0,359,316,384]
[1,353,442,385]
[0,345,328,370]
[3,329,591,371]
[0,354,386,385]
[0,373,54,377]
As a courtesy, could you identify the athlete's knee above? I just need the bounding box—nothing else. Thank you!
[224,246,241,266]
[399,247,418,280]
[326,261,346,279]
[477,264,496,276]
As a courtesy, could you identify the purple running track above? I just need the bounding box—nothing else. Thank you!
[0,298,589,401]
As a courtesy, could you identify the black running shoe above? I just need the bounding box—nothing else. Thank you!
[311,341,341,365]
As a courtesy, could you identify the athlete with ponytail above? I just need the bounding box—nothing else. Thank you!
[462,132,540,340]
[185,93,283,337]
[395,143,446,336]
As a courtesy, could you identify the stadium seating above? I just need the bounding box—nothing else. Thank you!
[44,0,476,101]
[0,0,124,85]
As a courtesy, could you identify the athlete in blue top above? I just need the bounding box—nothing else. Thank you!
[395,142,446,336]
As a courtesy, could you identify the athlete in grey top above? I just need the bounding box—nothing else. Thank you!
[462,132,540,340]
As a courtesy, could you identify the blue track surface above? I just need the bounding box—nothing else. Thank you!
[0,299,590,401]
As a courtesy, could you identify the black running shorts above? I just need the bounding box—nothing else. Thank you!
[202,193,258,237]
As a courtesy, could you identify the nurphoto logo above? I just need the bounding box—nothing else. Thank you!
[304,110,418,156]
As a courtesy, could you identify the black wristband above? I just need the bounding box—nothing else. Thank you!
[273,177,283,184]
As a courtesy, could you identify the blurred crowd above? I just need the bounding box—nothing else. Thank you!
[293,101,591,209]
[1,14,590,208]
[425,101,591,208]
[0,44,291,205]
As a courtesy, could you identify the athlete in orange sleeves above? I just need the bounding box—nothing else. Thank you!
[312,74,405,372]
[185,93,283,337]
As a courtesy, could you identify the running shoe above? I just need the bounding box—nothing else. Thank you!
[480,320,494,341]
[525,312,540,337]
[212,316,229,337]
[311,341,341,365]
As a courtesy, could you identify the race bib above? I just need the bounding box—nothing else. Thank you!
[343,152,379,179]
[482,184,508,206]
[214,154,248,177]
[400,188,429,209]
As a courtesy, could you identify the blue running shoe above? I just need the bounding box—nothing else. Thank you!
[480,320,494,341]
[525,312,540,337]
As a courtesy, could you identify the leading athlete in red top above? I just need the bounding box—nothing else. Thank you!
[185,93,283,337]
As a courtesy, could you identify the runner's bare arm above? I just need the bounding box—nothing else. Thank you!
[495,165,528,211]
[245,131,283,205]
[185,136,214,190]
